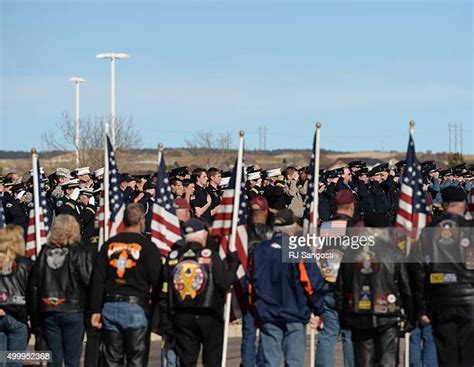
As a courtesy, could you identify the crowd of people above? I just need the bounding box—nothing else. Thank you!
[0,159,473,367]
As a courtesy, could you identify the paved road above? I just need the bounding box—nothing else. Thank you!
[146,335,407,366]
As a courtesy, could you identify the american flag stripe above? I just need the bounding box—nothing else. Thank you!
[151,154,183,256]
[211,161,248,273]
[396,127,430,248]
[25,155,50,259]
[98,135,126,247]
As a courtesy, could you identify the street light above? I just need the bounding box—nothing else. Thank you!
[69,77,86,167]
[96,52,130,146]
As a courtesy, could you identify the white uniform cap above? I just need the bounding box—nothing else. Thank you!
[266,168,281,178]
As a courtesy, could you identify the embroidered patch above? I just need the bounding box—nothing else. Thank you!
[201,249,212,258]
[0,291,8,303]
[169,250,178,260]
[108,242,142,279]
[46,248,69,269]
[172,260,207,300]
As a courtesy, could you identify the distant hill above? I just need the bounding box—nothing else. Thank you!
[1,148,472,175]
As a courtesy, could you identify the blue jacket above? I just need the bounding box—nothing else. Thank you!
[247,232,325,324]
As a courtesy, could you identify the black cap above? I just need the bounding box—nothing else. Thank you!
[169,166,189,178]
[143,181,155,190]
[441,186,465,203]
[120,173,134,183]
[12,183,26,193]
[183,218,208,235]
[348,160,365,168]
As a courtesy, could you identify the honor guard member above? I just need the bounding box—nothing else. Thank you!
[78,188,96,245]
[246,170,263,201]
[411,186,474,367]
[206,167,222,218]
[142,181,156,234]
[263,168,287,212]
[190,168,213,224]
[367,165,389,216]
[161,218,240,366]
[56,179,80,221]
[3,183,28,234]
[335,213,414,367]
[49,167,71,202]
[119,173,136,204]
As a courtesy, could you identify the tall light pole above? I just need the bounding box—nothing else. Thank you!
[69,77,85,167]
[96,52,129,147]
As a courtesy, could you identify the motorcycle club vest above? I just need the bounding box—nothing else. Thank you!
[0,257,31,307]
[347,247,402,317]
[424,216,474,296]
[319,219,348,283]
[167,245,218,313]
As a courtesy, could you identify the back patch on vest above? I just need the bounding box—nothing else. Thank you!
[173,260,207,300]
[46,248,69,269]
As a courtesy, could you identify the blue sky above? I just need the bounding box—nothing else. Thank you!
[1,0,472,153]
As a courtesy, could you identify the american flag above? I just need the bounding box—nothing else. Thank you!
[150,155,182,256]
[396,129,430,246]
[25,157,51,259]
[211,162,248,278]
[95,187,105,247]
[0,202,5,229]
[105,135,126,242]
[320,220,348,237]
[303,131,318,234]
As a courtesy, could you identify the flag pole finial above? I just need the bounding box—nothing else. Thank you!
[239,130,244,137]
[31,148,37,154]
[158,143,164,151]
[409,120,415,128]
[316,122,321,129]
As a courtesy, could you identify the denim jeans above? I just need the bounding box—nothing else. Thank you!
[315,292,354,367]
[161,347,179,367]
[0,314,29,367]
[409,322,438,367]
[259,322,306,367]
[42,312,84,367]
[241,310,263,367]
[102,302,148,332]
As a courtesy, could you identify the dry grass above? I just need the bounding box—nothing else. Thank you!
[1,149,473,176]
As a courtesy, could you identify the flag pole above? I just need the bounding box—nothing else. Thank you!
[31,148,41,257]
[104,123,110,242]
[221,131,245,367]
[157,143,164,169]
[309,122,321,366]
[404,120,415,367]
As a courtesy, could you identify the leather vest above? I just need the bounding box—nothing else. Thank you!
[343,243,405,317]
[0,257,31,306]
[422,215,474,303]
[168,246,218,312]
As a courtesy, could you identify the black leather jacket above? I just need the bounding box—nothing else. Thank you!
[0,256,33,325]
[335,235,414,330]
[410,213,474,317]
[29,242,92,314]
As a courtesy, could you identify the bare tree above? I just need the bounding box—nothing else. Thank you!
[184,130,236,167]
[42,112,142,167]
